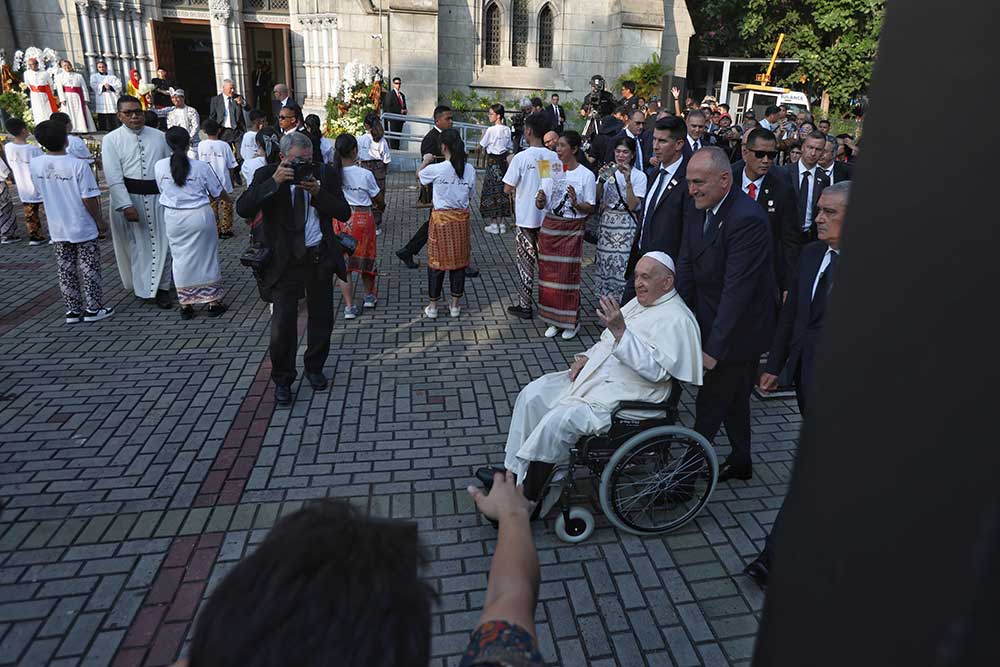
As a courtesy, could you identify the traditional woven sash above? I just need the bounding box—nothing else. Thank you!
[427,208,470,271]
[537,213,586,327]
[334,206,378,276]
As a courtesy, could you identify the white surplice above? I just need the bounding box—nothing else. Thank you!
[89,72,122,114]
[55,71,97,133]
[504,290,704,480]
[23,69,56,125]
[102,125,171,298]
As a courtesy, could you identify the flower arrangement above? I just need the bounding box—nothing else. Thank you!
[5,46,63,129]
[325,60,382,138]
[0,91,33,129]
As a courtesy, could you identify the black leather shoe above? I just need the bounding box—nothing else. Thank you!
[154,289,173,309]
[465,265,480,278]
[717,461,753,482]
[305,371,328,390]
[179,306,195,320]
[396,249,419,268]
[274,384,293,405]
[744,553,770,587]
[506,304,533,319]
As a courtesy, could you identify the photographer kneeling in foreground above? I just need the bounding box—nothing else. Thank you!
[180,472,543,667]
[237,131,352,406]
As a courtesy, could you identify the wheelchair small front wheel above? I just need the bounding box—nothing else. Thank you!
[599,425,717,535]
[554,506,595,543]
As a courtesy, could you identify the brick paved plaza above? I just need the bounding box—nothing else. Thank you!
[0,171,799,666]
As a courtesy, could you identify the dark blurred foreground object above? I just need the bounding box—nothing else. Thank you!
[752,1,1000,665]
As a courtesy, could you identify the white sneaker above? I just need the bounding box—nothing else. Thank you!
[544,325,559,338]
[82,307,115,322]
[423,305,438,319]
[450,305,461,317]
[498,224,507,234]
[561,326,580,340]
[484,223,502,234]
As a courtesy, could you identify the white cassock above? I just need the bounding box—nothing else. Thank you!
[102,125,172,298]
[90,72,122,114]
[504,290,704,481]
[55,71,97,133]
[23,69,57,125]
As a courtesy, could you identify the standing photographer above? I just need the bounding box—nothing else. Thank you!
[236,132,352,406]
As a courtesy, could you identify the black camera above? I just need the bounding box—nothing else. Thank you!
[288,156,319,184]
[239,242,272,270]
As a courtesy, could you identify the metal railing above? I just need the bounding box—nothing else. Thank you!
[380,112,489,154]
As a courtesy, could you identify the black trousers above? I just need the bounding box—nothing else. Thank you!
[269,253,334,387]
[428,267,466,300]
[387,120,404,149]
[400,214,429,257]
[96,113,119,132]
[694,360,759,467]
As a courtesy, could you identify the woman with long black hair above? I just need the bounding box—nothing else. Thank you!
[594,135,646,303]
[478,103,513,234]
[153,126,228,319]
[416,128,476,319]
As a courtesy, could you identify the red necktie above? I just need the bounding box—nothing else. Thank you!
[747,182,757,200]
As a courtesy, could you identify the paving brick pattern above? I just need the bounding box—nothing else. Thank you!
[0,170,800,666]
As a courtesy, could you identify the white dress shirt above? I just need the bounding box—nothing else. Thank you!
[811,246,840,300]
[625,129,643,168]
[643,155,682,219]
[687,135,702,152]
[290,185,322,248]
[222,95,233,129]
[741,170,764,200]
[798,161,818,230]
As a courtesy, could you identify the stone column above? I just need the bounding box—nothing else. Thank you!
[94,2,117,81]
[299,18,314,104]
[113,2,134,78]
[329,16,340,99]
[210,0,234,83]
[312,21,323,101]
[131,6,150,81]
[75,0,99,73]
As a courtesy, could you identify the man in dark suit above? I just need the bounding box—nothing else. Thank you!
[732,127,800,295]
[621,115,689,304]
[818,135,852,184]
[271,83,300,125]
[545,93,566,133]
[236,131,351,406]
[778,129,830,251]
[395,107,480,276]
[251,61,272,111]
[681,108,719,161]
[743,181,849,586]
[208,79,249,145]
[383,77,407,149]
[676,147,777,482]
[604,109,648,168]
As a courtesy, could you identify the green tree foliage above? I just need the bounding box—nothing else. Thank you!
[690,0,883,113]
[615,52,670,100]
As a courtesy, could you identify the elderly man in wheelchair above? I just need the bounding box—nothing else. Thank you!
[486,252,718,542]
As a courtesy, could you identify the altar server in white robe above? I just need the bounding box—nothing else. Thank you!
[55,60,97,133]
[504,252,703,488]
[101,95,173,307]
[89,60,121,132]
[23,58,57,125]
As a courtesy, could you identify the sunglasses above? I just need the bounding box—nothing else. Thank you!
[278,115,296,120]
[750,150,779,159]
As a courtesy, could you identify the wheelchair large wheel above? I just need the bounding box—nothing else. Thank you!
[599,425,717,535]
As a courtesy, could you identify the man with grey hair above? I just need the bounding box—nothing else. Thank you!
[677,146,776,483]
[745,180,850,587]
[818,135,852,185]
[236,130,352,406]
[209,78,249,146]
[272,83,300,124]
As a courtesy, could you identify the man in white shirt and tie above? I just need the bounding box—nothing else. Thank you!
[546,93,565,133]
[782,130,829,243]
[818,135,851,185]
[683,109,717,160]
[607,110,648,168]
[384,77,408,149]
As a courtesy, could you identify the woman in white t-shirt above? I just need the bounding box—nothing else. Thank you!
[595,135,648,304]
[417,128,477,319]
[357,113,391,232]
[156,126,228,320]
[332,133,382,319]
[477,104,513,234]
[535,130,596,339]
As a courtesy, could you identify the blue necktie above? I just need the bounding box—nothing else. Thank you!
[702,210,714,237]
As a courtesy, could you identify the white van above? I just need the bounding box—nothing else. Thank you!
[728,85,811,126]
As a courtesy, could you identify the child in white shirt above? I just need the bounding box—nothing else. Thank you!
[332,133,381,318]
[29,120,113,323]
[197,119,238,238]
[357,113,391,232]
[3,117,47,244]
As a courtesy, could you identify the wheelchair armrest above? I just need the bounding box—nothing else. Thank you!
[612,401,677,423]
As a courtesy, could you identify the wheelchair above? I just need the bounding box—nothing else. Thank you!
[534,400,718,543]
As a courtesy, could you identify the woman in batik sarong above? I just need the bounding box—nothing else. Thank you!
[594,136,647,304]
[478,104,513,234]
[534,130,596,340]
[154,127,228,319]
[417,129,477,319]
[357,113,390,233]
[332,133,382,319]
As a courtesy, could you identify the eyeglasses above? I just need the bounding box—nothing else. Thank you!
[278,115,296,120]
[120,109,143,116]
[750,150,779,159]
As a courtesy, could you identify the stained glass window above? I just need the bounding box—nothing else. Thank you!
[537,5,553,68]
[511,0,528,67]
[484,3,501,66]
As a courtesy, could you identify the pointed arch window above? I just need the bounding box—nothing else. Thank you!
[483,3,501,66]
[511,0,529,67]
[537,5,553,68]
